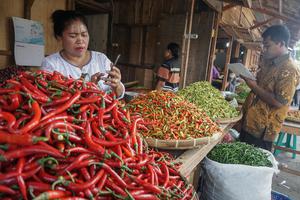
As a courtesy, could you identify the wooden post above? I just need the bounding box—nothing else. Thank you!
[221,37,233,91]
[233,41,240,58]
[182,0,195,88]
[24,0,35,19]
[206,12,220,82]
[179,12,189,89]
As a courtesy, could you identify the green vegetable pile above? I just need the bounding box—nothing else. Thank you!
[207,142,273,167]
[235,82,251,103]
[178,81,239,120]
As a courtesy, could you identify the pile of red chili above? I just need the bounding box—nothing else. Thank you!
[127,91,220,140]
[0,70,196,200]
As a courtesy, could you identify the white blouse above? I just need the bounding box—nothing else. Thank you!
[41,51,124,98]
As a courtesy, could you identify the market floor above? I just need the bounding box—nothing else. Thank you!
[272,133,300,200]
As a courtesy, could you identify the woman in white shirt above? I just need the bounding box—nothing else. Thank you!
[41,10,124,98]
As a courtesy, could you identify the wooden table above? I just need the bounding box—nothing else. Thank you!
[274,120,300,177]
[176,123,233,178]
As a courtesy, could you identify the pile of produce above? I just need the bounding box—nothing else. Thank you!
[178,81,239,119]
[0,66,26,83]
[286,110,300,122]
[207,142,272,167]
[127,90,220,140]
[0,70,196,200]
[235,82,251,103]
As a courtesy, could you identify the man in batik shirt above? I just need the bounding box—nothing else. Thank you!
[241,25,300,151]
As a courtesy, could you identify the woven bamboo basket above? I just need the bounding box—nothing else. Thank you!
[144,132,222,150]
[215,111,243,125]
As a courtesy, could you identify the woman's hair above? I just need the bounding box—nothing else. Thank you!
[167,43,180,59]
[51,10,88,39]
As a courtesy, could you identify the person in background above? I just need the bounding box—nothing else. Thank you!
[156,43,180,92]
[211,54,220,80]
[41,10,125,98]
[240,25,300,151]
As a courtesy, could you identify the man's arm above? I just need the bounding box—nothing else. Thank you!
[243,77,284,108]
[156,80,165,91]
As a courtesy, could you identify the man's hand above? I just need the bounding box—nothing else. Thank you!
[241,75,257,90]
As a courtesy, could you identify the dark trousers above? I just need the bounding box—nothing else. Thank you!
[240,130,272,151]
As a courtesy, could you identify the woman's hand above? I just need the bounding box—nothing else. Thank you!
[91,65,124,97]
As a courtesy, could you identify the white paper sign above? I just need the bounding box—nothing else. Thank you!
[12,17,44,66]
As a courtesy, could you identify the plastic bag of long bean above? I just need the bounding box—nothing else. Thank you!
[200,142,279,200]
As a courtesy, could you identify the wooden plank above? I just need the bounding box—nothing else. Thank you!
[221,36,233,91]
[186,11,215,86]
[177,124,230,177]
[222,4,237,11]
[250,17,275,30]
[203,0,223,12]
[273,145,300,155]
[0,50,12,56]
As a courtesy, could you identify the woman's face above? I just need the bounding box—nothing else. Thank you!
[59,20,89,57]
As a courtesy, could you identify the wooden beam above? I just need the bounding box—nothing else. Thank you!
[278,0,282,24]
[75,0,111,12]
[273,145,300,155]
[250,17,275,30]
[24,0,35,19]
[221,37,233,91]
[251,7,298,24]
[222,4,237,11]
[182,0,196,88]
[66,0,75,10]
[0,50,12,56]
[207,12,220,82]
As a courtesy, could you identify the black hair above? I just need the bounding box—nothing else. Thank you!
[51,10,88,39]
[262,25,290,47]
[167,43,180,59]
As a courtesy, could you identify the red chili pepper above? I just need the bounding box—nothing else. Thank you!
[160,162,169,188]
[132,194,159,200]
[105,178,127,196]
[84,122,105,155]
[60,154,93,175]
[11,100,41,134]
[0,111,16,130]
[13,115,31,129]
[41,91,81,121]
[33,190,71,200]
[77,95,101,104]
[27,181,51,192]
[20,77,49,100]
[0,185,16,194]
[67,169,104,192]
[0,145,64,162]
[0,130,48,145]
[16,157,27,200]
[97,162,127,188]
[96,173,107,191]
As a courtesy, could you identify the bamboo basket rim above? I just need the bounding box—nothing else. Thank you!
[144,131,222,150]
[215,112,243,124]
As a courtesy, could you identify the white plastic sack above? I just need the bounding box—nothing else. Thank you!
[201,149,279,200]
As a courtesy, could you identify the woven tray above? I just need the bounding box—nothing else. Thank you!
[215,112,243,125]
[144,132,222,150]
[285,117,300,123]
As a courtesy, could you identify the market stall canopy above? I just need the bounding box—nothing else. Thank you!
[219,0,300,48]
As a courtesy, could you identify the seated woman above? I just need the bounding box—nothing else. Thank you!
[41,10,124,98]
